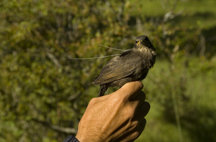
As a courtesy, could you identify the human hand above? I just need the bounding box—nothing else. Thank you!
[76,81,150,142]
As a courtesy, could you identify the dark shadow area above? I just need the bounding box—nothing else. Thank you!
[202,26,216,57]
[182,106,216,142]
[163,101,216,142]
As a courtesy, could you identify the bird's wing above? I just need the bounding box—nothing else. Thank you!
[93,50,143,85]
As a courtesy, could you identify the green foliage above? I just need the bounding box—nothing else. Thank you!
[0,0,216,141]
[137,55,216,142]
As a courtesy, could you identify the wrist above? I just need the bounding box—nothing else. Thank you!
[76,132,105,142]
[63,135,80,142]
[75,133,84,142]
[76,132,93,142]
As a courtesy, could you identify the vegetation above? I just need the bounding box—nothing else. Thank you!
[0,0,215,141]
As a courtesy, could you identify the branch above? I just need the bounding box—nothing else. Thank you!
[68,93,80,102]
[32,118,76,134]
[199,34,206,57]
[46,52,62,68]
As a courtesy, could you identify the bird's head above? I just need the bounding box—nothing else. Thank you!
[135,35,155,51]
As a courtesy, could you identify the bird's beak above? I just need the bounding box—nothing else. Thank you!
[136,41,141,47]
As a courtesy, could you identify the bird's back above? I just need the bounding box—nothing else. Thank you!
[93,49,150,87]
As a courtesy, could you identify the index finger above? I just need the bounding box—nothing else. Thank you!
[112,81,143,100]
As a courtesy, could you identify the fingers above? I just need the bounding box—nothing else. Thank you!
[112,81,143,100]
[129,119,146,141]
[133,101,150,121]
[128,91,149,120]
[115,119,146,142]
[129,91,146,101]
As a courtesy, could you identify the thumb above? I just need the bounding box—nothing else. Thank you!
[113,81,143,100]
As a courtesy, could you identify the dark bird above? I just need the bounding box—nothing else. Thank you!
[93,35,156,96]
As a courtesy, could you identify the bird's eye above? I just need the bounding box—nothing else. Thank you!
[136,41,138,43]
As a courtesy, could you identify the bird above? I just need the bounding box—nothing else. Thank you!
[93,35,156,96]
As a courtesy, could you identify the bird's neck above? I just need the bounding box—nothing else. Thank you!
[135,45,156,68]
[135,46,156,68]
[136,46,156,56]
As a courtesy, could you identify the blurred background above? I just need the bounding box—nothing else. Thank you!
[0,0,216,141]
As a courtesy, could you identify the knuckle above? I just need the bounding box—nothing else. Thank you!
[127,129,141,141]
[89,98,97,105]
[136,119,146,130]
[138,82,144,90]
[131,120,139,129]
[132,131,140,138]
